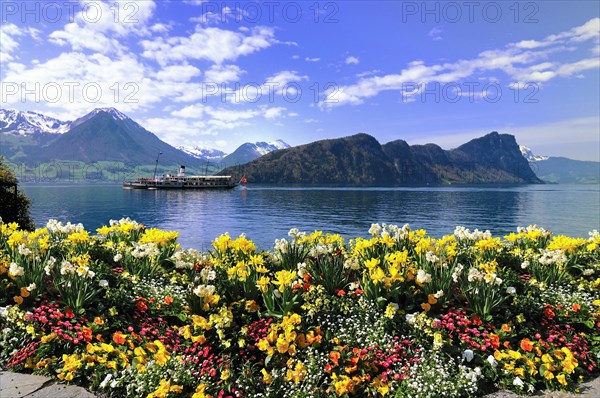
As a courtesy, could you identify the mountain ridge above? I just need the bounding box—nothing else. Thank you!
[221,132,543,185]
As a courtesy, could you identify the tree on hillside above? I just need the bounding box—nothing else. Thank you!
[0,157,35,230]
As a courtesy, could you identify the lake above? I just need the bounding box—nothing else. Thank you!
[21,184,600,251]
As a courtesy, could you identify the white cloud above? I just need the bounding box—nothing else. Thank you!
[304,118,319,123]
[49,0,157,54]
[322,18,600,108]
[155,104,289,146]
[0,24,40,63]
[263,107,286,119]
[156,64,201,82]
[1,52,153,118]
[427,27,443,41]
[171,104,205,119]
[345,56,360,65]
[151,23,172,33]
[142,117,209,146]
[305,57,320,62]
[183,0,208,5]
[141,26,276,65]
[204,64,244,84]
[265,70,308,86]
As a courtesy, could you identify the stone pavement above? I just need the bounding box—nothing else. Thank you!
[0,372,96,398]
[1,371,598,397]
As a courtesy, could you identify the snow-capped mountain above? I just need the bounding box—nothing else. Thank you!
[0,109,71,135]
[178,145,227,161]
[222,140,291,166]
[519,145,549,162]
[180,140,290,165]
[255,140,290,155]
[70,107,130,128]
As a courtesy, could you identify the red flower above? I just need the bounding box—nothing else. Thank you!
[520,338,534,352]
[137,300,148,312]
[113,331,126,345]
[544,305,555,319]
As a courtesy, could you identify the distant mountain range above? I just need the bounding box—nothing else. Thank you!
[221,132,543,185]
[0,109,71,135]
[178,140,290,167]
[520,146,599,184]
[1,108,597,184]
[0,108,289,168]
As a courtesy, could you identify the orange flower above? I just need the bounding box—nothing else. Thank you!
[572,303,581,312]
[329,351,340,366]
[472,315,482,326]
[136,300,148,312]
[520,338,534,352]
[501,324,512,333]
[113,331,126,345]
[20,287,30,297]
[82,327,93,342]
[489,333,500,349]
[13,295,23,304]
[65,309,75,319]
[544,305,555,319]
[94,317,104,326]
[421,303,431,312]
[164,296,173,305]
[427,294,437,305]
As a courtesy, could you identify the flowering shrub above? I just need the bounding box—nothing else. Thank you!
[1,220,599,397]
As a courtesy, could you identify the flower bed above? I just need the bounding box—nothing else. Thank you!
[1,219,599,397]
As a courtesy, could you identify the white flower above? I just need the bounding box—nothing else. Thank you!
[506,286,516,295]
[99,280,109,288]
[452,263,464,282]
[513,376,524,388]
[462,349,474,362]
[297,262,307,278]
[8,263,24,277]
[200,268,216,281]
[274,238,288,254]
[368,223,381,236]
[99,374,112,389]
[416,269,432,284]
[113,253,123,262]
[193,284,216,297]
[44,256,56,276]
[583,269,595,276]
[288,228,300,238]
[487,355,498,367]
[467,268,482,282]
[405,313,417,325]
[26,283,36,292]
[425,251,440,263]
[521,260,530,269]
[17,244,32,256]
[343,257,360,270]
[434,290,444,299]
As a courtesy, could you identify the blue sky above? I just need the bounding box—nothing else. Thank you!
[1,1,598,160]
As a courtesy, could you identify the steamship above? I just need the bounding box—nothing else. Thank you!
[123,166,243,190]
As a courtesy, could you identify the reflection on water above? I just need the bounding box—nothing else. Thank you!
[21,184,600,250]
